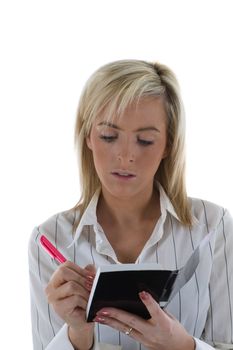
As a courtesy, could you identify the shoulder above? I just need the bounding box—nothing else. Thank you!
[39,208,78,234]
[29,208,81,247]
[188,197,228,231]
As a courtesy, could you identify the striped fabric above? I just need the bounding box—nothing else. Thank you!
[28,185,233,350]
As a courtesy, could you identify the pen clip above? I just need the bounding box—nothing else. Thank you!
[40,235,67,264]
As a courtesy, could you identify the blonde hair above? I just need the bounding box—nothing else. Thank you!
[73,59,192,227]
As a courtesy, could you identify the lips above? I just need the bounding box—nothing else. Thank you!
[111,170,136,179]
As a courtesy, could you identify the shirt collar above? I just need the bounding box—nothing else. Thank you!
[157,182,199,225]
[70,183,192,246]
[70,187,101,244]
[157,183,180,221]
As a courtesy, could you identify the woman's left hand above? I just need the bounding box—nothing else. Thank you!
[93,291,195,350]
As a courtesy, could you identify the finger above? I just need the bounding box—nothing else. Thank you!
[66,261,95,278]
[52,294,88,320]
[139,291,170,325]
[84,264,96,284]
[57,293,88,313]
[48,280,90,303]
[85,264,96,275]
[50,262,92,289]
[95,307,148,335]
[93,312,143,343]
[62,261,95,279]
[93,309,140,340]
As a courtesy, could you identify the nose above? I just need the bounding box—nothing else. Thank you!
[117,139,135,163]
[117,154,134,163]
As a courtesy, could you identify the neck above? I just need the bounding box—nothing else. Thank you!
[97,187,160,228]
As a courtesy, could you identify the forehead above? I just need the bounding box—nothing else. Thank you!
[95,96,167,128]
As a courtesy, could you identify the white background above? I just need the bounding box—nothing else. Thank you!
[0,0,233,348]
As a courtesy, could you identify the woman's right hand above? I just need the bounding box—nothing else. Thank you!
[45,261,96,349]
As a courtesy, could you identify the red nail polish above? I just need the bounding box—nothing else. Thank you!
[94,316,106,323]
[97,310,110,316]
[85,282,93,291]
[87,275,94,281]
[139,291,149,300]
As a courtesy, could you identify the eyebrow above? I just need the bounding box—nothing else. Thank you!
[97,121,160,133]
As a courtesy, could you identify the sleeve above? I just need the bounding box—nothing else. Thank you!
[28,226,73,349]
[28,226,122,350]
[195,209,233,350]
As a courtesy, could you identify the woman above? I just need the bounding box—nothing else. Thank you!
[29,59,233,350]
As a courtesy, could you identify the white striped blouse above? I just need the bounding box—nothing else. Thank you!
[28,185,233,350]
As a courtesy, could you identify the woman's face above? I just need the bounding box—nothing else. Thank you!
[86,97,168,200]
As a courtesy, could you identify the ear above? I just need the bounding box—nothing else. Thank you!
[86,136,93,150]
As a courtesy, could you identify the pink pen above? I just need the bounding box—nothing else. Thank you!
[40,235,67,264]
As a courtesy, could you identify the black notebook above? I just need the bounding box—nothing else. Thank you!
[86,232,211,322]
[86,263,178,322]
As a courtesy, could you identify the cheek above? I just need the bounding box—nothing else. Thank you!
[91,142,112,168]
[138,146,165,170]
[94,141,118,159]
[140,157,161,173]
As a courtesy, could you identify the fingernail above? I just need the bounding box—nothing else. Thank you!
[139,291,149,300]
[97,310,110,316]
[85,282,93,291]
[87,275,95,281]
[94,316,106,323]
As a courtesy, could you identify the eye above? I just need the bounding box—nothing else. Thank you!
[99,135,117,143]
[137,138,154,146]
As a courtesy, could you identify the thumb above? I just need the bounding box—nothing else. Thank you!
[85,264,96,277]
